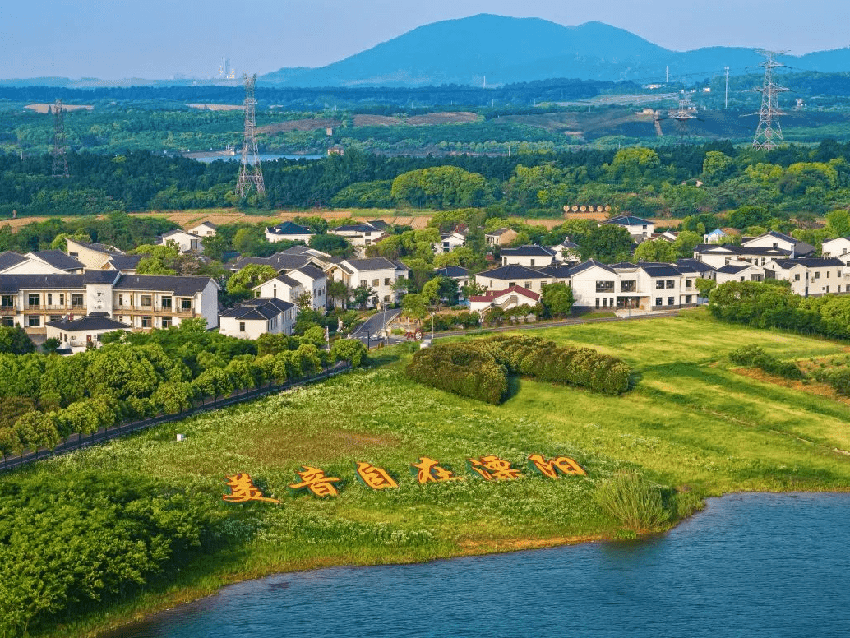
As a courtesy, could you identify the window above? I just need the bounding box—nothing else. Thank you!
[384,295,391,302]
[161,296,172,309]
[1,317,13,327]
[181,298,192,311]
[826,286,830,294]
[685,295,692,304]
[117,294,124,307]
[140,295,152,307]
[47,293,53,306]
[28,294,40,308]
[656,280,665,289]
[685,279,692,289]
[71,294,84,308]
[239,321,246,332]
[372,279,380,287]
[49,315,61,322]
[666,280,675,289]
[621,280,636,292]
[595,298,600,308]
[0,295,12,307]
[141,316,152,328]
[655,298,662,306]
[28,315,40,327]
[59,293,65,306]
[384,278,391,285]
[524,281,532,289]
[161,317,172,329]
[827,271,831,278]
[668,297,675,305]
[795,274,801,281]
[814,271,821,280]
[596,281,614,293]
[530,259,535,267]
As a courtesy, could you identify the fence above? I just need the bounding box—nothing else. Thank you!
[0,361,352,473]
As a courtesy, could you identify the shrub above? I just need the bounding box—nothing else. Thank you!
[729,344,802,380]
[594,470,670,532]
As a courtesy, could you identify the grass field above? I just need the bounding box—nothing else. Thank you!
[22,309,850,637]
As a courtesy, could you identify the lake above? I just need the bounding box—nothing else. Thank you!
[114,493,850,637]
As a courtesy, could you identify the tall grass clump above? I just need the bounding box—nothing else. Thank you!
[729,344,803,380]
[594,470,670,533]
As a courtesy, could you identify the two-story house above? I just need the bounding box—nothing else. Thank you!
[265,221,315,244]
[767,258,846,297]
[500,245,556,268]
[219,298,296,339]
[328,257,409,308]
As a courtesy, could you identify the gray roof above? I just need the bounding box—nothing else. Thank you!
[716,264,750,274]
[695,244,790,257]
[640,264,683,277]
[73,241,123,255]
[220,298,293,321]
[567,259,617,276]
[676,259,715,274]
[332,223,379,233]
[230,253,313,272]
[476,264,549,280]
[501,245,555,257]
[113,275,214,295]
[539,264,574,278]
[267,221,313,235]
[604,215,652,226]
[257,274,301,289]
[84,270,122,284]
[772,257,844,269]
[294,264,326,281]
[0,252,26,271]
[0,274,85,292]
[346,257,405,272]
[33,250,84,271]
[45,312,130,332]
[108,255,143,271]
[434,266,469,278]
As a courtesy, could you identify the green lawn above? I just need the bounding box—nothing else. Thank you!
[21,308,850,637]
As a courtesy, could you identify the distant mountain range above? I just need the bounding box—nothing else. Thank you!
[259,14,850,88]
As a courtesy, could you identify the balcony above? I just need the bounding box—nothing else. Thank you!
[0,306,16,316]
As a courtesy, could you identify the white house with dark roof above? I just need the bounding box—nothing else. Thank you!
[287,265,327,310]
[603,215,655,241]
[743,231,815,258]
[112,275,219,330]
[219,298,295,339]
[484,228,518,247]
[265,221,315,244]
[693,244,790,269]
[767,258,847,297]
[255,274,304,305]
[66,239,126,271]
[328,257,409,308]
[500,245,556,268]
[550,239,581,264]
[329,222,385,255]
[821,237,850,263]
[474,264,551,294]
[0,251,83,275]
[714,263,767,286]
[188,221,217,237]
[46,312,132,353]
[158,229,203,254]
[433,232,466,254]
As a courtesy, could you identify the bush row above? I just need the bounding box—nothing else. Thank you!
[406,334,631,404]
[728,344,803,380]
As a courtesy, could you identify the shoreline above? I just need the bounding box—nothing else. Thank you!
[92,488,850,638]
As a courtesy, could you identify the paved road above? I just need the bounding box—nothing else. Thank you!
[350,308,402,346]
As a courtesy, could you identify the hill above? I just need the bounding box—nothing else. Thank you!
[260,14,850,87]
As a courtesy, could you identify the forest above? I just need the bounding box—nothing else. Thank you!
[3,140,850,220]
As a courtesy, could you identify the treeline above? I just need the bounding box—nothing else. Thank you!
[0,320,367,460]
[406,334,631,404]
[709,280,850,340]
[6,138,850,218]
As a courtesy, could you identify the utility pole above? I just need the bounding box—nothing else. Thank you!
[752,51,789,151]
[724,66,729,109]
[51,100,69,178]
[235,74,265,198]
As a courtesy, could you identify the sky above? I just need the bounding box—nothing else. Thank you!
[3,0,850,80]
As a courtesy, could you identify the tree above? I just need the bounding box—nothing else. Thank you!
[295,291,313,311]
[351,285,375,310]
[634,239,676,263]
[391,166,488,209]
[309,233,352,257]
[540,283,575,318]
[226,264,278,298]
[672,230,702,259]
[327,279,351,309]
[0,326,35,355]
[401,293,428,320]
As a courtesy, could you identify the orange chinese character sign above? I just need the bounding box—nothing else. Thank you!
[222,473,280,504]
[289,465,342,497]
[527,454,586,479]
[410,457,462,484]
[467,455,522,481]
[355,462,399,490]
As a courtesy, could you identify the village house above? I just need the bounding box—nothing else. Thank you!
[433,231,466,254]
[767,258,847,297]
[188,221,217,238]
[714,263,767,286]
[219,298,295,339]
[821,237,850,263]
[550,239,581,264]
[469,286,539,314]
[693,244,790,269]
[602,215,655,241]
[254,274,304,305]
[742,231,815,258]
[484,228,518,247]
[500,245,556,268]
[328,257,409,308]
[0,250,84,275]
[157,229,203,253]
[0,272,219,335]
[474,264,551,294]
[329,222,386,255]
[46,312,132,353]
[265,221,315,244]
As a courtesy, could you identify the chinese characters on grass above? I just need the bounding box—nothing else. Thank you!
[223,455,585,502]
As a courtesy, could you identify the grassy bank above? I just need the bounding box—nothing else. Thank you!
[15,309,850,637]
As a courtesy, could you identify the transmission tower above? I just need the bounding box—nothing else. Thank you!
[51,99,69,178]
[669,90,697,138]
[752,51,789,151]
[235,74,265,198]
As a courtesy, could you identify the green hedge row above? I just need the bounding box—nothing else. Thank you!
[406,334,631,404]
[729,344,803,380]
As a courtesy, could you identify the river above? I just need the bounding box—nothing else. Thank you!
[113,493,850,637]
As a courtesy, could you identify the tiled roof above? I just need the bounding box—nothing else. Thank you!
[604,215,652,226]
[0,252,27,271]
[294,264,326,280]
[45,312,130,332]
[501,245,555,257]
[108,255,143,271]
[268,221,313,235]
[434,266,469,278]
[772,258,844,269]
[476,264,549,280]
[32,250,84,271]
[640,264,683,277]
[676,259,715,273]
[0,274,85,292]
[220,298,293,321]
[113,275,214,295]
[568,259,617,276]
[469,285,540,303]
[346,257,404,272]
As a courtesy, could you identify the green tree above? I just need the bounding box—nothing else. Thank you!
[226,264,278,298]
[0,326,35,355]
[540,282,575,318]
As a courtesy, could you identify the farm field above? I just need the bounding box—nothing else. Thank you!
[11,309,850,637]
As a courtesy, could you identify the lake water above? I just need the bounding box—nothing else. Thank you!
[115,493,850,637]
[193,154,323,163]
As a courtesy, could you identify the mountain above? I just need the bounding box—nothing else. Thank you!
[259,14,850,87]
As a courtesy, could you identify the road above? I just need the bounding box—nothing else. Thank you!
[350,307,403,347]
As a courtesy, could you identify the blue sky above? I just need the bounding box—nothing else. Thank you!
[2,0,849,79]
